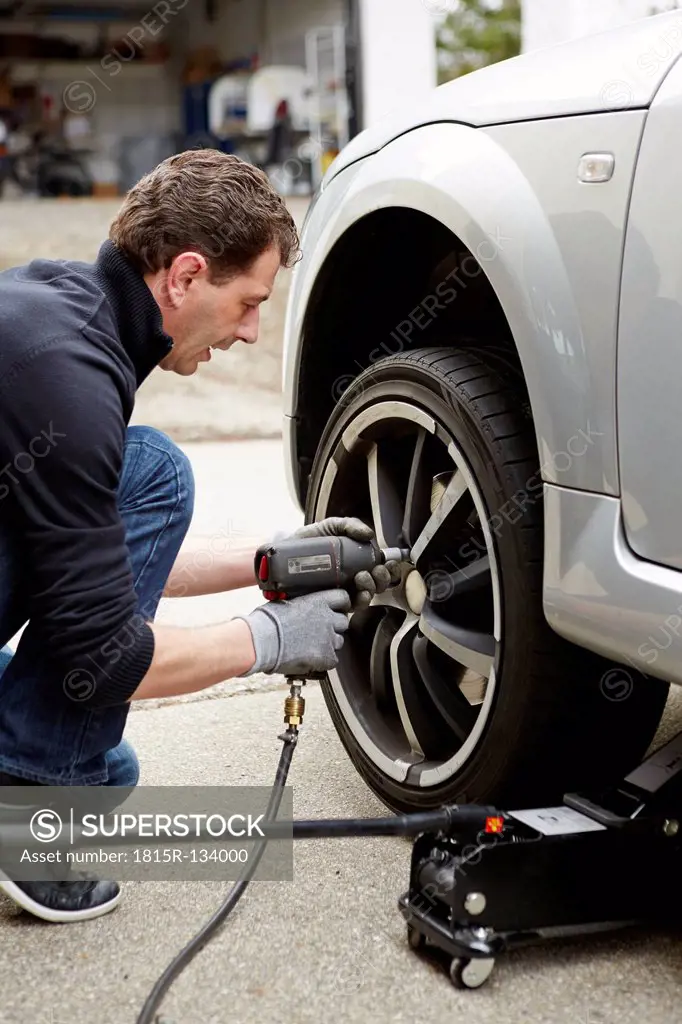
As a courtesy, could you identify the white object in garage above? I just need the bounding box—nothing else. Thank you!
[247,66,314,132]
[356,0,437,127]
[208,74,250,138]
[305,25,349,146]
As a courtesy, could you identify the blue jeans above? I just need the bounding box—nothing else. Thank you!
[0,426,194,786]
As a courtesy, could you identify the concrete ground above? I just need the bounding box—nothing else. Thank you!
[4,687,682,1024]
[0,195,310,442]
[1,439,682,1024]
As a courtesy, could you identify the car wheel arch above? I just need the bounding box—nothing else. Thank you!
[289,123,587,508]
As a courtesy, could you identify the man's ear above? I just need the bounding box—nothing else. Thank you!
[165,251,208,307]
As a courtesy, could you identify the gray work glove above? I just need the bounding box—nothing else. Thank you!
[273,517,402,610]
[238,588,352,677]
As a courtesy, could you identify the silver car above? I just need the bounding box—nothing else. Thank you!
[282,11,682,813]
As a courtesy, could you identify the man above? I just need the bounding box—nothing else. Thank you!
[0,149,393,922]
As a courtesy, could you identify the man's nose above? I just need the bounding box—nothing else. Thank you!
[239,307,259,345]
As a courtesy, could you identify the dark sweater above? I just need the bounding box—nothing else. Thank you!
[0,240,174,707]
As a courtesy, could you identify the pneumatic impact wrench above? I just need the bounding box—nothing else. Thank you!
[254,534,410,735]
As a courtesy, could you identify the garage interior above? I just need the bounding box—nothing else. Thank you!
[0,0,357,197]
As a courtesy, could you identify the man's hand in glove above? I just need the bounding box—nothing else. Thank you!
[238,589,352,677]
[274,516,402,610]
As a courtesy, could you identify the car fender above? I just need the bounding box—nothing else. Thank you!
[284,120,631,500]
[325,10,682,182]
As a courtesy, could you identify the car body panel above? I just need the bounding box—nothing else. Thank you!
[283,11,682,686]
[284,113,646,507]
[325,10,682,184]
[482,112,647,498]
[543,483,682,685]
[617,57,682,571]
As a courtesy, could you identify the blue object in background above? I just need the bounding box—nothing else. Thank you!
[182,81,234,153]
[183,81,212,138]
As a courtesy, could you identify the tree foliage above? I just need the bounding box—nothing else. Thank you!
[435,1,681,89]
[436,0,522,86]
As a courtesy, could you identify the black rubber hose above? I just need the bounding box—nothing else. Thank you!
[269,805,499,839]
[135,732,297,1024]
[0,805,500,851]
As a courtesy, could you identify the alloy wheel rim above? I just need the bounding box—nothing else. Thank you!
[315,399,502,788]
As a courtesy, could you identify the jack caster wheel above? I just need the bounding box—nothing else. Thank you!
[406,923,426,950]
[449,956,495,990]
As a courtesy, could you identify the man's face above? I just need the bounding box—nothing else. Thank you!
[149,245,281,376]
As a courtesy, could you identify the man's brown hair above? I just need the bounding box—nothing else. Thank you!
[109,149,300,281]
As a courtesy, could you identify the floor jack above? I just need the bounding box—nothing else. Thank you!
[398,729,682,989]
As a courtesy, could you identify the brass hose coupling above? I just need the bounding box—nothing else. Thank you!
[283,678,306,728]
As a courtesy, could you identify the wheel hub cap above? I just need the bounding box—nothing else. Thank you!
[405,569,427,616]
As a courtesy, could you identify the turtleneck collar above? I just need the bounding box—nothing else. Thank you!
[94,239,174,386]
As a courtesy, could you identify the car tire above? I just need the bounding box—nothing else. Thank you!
[304,346,669,813]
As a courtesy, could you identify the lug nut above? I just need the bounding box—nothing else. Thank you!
[464,891,487,916]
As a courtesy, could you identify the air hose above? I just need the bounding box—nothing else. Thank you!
[135,727,297,1024]
[135,687,497,1024]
